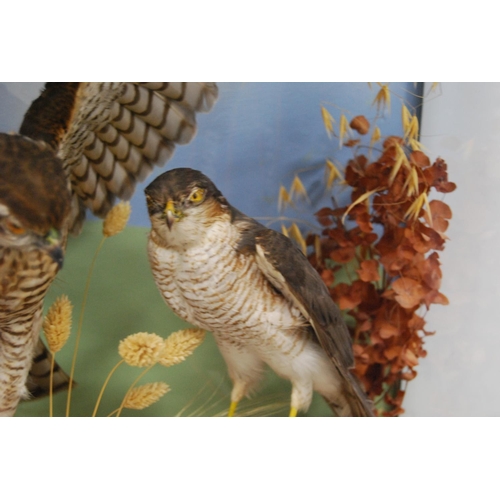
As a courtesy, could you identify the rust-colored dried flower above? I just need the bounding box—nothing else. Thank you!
[43,295,73,353]
[103,201,131,237]
[383,135,404,149]
[118,332,165,367]
[350,115,370,135]
[305,91,454,416]
[123,382,170,410]
[160,328,206,367]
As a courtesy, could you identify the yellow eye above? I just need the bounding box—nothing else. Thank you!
[189,188,205,203]
[5,220,26,235]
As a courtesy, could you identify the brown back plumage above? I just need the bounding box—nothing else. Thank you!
[0,134,71,235]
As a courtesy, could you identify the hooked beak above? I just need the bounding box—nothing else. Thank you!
[49,246,64,270]
[164,200,182,230]
[43,228,64,270]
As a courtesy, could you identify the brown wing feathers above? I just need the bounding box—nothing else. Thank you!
[19,82,219,232]
[250,226,374,416]
[19,83,81,150]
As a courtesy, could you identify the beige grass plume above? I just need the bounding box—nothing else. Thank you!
[43,295,73,353]
[103,201,131,237]
[68,201,130,416]
[118,332,165,367]
[123,382,170,410]
[159,328,206,367]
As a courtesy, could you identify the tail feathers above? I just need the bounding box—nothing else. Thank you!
[325,372,374,417]
[25,340,74,399]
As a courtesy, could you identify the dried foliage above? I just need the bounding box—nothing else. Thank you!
[67,200,131,416]
[42,294,73,417]
[43,295,73,354]
[118,332,165,367]
[159,328,206,367]
[94,329,206,417]
[123,382,171,410]
[102,201,131,237]
[305,106,455,416]
[279,87,455,416]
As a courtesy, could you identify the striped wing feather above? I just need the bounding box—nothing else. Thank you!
[57,82,218,233]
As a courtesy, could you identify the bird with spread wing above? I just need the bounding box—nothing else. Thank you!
[145,168,373,417]
[0,83,218,416]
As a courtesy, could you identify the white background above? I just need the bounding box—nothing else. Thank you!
[404,83,500,416]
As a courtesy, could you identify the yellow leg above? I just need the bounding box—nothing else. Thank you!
[289,407,298,418]
[228,401,238,417]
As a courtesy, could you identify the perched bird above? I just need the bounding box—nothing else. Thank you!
[145,168,373,417]
[0,83,218,416]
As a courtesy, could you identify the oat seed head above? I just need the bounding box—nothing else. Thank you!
[160,328,206,367]
[43,295,73,353]
[288,223,307,255]
[338,114,350,147]
[103,201,131,237]
[123,382,170,410]
[373,83,391,112]
[405,192,427,221]
[325,159,343,189]
[118,332,165,367]
[370,126,382,147]
[290,176,308,202]
[321,106,335,138]
[278,185,293,213]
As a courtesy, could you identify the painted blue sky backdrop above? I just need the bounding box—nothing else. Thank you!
[0,82,421,231]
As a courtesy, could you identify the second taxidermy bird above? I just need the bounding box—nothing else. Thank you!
[145,168,373,417]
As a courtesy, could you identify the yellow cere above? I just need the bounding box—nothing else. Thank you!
[165,200,182,218]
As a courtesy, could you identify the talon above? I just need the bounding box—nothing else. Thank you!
[289,407,298,417]
[228,401,238,417]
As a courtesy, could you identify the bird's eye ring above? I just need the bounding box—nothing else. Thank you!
[189,188,205,203]
[5,220,26,235]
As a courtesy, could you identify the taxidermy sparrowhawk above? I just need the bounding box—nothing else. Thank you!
[145,168,373,417]
[0,83,218,416]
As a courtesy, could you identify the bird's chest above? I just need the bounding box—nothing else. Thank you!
[0,247,58,327]
[147,229,303,343]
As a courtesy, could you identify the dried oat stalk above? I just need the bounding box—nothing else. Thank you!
[123,382,170,410]
[43,295,73,353]
[103,201,131,237]
[118,332,165,367]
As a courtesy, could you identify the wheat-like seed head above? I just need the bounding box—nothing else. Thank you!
[103,201,131,237]
[159,328,206,367]
[118,332,165,367]
[43,295,73,353]
[123,382,170,410]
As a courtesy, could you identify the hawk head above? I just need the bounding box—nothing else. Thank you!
[145,168,229,247]
[0,134,71,267]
